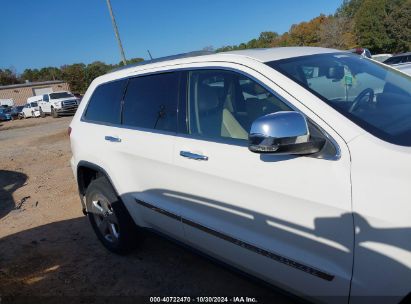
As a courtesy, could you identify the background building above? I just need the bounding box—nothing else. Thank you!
[0,80,70,106]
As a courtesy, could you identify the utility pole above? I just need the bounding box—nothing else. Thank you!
[105,0,127,66]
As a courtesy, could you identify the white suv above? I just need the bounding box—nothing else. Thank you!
[69,48,411,304]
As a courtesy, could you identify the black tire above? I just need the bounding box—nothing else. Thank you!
[40,108,45,118]
[51,107,59,118]
[85,177,139,254]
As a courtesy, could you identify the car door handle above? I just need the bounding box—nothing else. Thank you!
[180,151,208,161]
[105,136,121,143]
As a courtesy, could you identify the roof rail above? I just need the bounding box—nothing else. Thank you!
[109,50,215,74]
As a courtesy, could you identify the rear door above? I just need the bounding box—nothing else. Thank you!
[111,72,184,240]
[171,65,353,302]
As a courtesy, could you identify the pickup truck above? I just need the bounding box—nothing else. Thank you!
[38,91,79,118]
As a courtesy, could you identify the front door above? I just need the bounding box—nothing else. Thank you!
[172,67,353,302]
[41,94,51,112]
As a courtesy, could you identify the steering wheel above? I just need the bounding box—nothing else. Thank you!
[349,88,374,113]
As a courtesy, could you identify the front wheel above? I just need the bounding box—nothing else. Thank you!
[85,177,139,254]
[51,108,59,118]
[40,108,45,118]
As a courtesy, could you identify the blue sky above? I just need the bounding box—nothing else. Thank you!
[0,0,343,72]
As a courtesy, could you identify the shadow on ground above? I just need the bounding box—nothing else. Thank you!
[0,216,293,303]
[0,170,28,220]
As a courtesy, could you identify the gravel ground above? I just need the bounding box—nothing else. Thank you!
[0,116,295,303]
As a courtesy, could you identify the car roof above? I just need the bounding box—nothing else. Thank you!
[107,47,341,77]
[222,47,340,62]
[391,52,411,58]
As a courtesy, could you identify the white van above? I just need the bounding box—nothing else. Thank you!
[27,95,42,105]
[0,98,14,107]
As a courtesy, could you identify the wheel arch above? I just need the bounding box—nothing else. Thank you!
[77,161,120,213]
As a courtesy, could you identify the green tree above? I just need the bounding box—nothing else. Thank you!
[61,63,86,93]
[85,61,112,88]
[354,0,391,53]
[0,68,20,85]
[257,31,279,47]
[20,69,38,82]
[385,0,411,52]
[337,0,364,17]
[118,57,144,67]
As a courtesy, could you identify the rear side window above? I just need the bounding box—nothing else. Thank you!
[122,73,179,132]
[84,79,127,124]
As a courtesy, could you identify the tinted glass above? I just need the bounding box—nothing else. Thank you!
[43,95,49,102]
[123,73,179,132]
[267,53,411,146]
[188,70,291,140]
[384,56,403,65]
[84,79,126,124]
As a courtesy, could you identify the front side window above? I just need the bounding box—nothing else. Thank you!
[84,79,127,124]
[267,53,411,146]
[187,70,291,140]
[122,72,179,132]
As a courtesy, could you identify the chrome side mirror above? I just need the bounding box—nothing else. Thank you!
[248,111,325,155]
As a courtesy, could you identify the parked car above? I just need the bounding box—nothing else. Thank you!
[20,102,40,119]
[372,53,392,62]
[38,91,79,118]
[383,52,411,76]
[348,47,372,58]
[9,105,24,120]
[383,52,411,65]
[69,47,411,304]
[0,107,12,121]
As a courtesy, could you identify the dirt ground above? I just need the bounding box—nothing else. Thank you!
[0,117,294,303]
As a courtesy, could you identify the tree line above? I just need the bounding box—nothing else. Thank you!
[1,0,410,92]
[217,0,410,53]
[0,58,144,93]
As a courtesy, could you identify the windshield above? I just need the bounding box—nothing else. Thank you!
[267,53,411,146]
[30,102,38,107]
[49,92,73,99]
